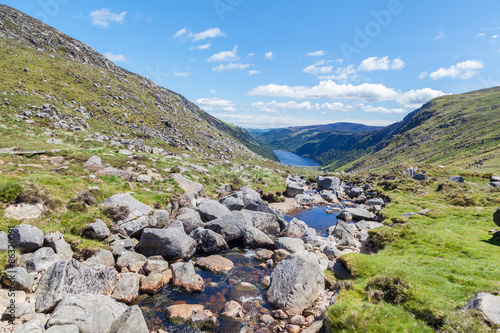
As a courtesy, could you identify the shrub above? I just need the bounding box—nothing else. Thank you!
[366,276,412,305]
[0,181,22,203]
[102,205,130,222]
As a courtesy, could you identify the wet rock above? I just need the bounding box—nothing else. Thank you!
[190,227,229,254]
[243,227,274,249]
[197,199,230,221]
[140,271,171,294]
[463,293,500,324]
[165,304,204,321]
[204,211,253,242]
[100,193,153,223]
[83,219,110,240]
[282,218,308,238]
[44,232,73,260]
[171,261,205,292]
[85,249,115,268]
[337,210,352,222]
[173,209,203,234]
[256,249,274,260]
[261,276,271,288]
[241,209,281,236]
[107,305,149,333]
[219,192,244,211]
[26,247,59,273]
[135,227,196,261]
[12,223,44,252]
[273,248,292,262]
[2,267,34,292]
[267,254,325,316]
[221,300,242,318]
[286,184,304,197]
[286,324,301,333]
[35,259,118,313]
[290,314,306,326]
[170,173,204,197]
[316,176,341,190]
[5,203,44,220]
[271,309,288,319]
[196,255,234,273]
[46,294,128,333]
[111,273,141,304]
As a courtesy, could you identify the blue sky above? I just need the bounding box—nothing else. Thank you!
[3,1,500,128]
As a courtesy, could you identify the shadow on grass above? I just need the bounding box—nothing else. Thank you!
[481,235,500,247]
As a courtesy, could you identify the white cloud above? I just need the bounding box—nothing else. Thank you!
[209,89,217,94]
[493,35,500,39]
[307,50,325,56]
[435,29,446,40]
[252,100,352,113]
[103,52,127,62]
[191,43,211,50]
[174,27,226,42]
[249,80,399,102]
[303,60,334,75]
[358,56,405,72]
[248,70,260,75]
[248,53,255,57]
[428,60,484,80]
[212,63,251,72]
[318,65,356,81]
[359,104,407,114]
[417,71,429,80]
[476,33,487,37]
[265,51,274,60]
[173,72,191,77]
[396,88,446,108]
[196,97,235,108]
[207,46,238,63]
[90,8,127,28]
[222,106,237,112]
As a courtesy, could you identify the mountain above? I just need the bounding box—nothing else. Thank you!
[0,4,277,161]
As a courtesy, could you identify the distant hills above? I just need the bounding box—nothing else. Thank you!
[254,87,500,172]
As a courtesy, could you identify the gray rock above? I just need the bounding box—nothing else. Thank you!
[448,176,464,183]
[302,320,324,333]
[44,232,73,260]
[136,174,152,184]
[0,231,8,251]
[107,305,149,333]
[116,251,147,270]
[492,176,500,182]
[45,325,80,333]
[85,249,115,268]
[333,221,356,239]
[153,209,170,228]
[347,186,363,198]
[241,209,281,236]
[46,294,128,333]
[302,228,317,244]
[316,176,341,190]
[109,238,134,256]
[463,293,500,324]
[282,218,308,238]
[241,186,272,213]
[83,155,109,171]
[491,182,500,188]
[219,192,244,211]
[174,209,203,234]
[190,227,229,254]
[323,245,341,259]
[169,173,204,197]
[120,215,157,237]
[111,273,141,304]
[412,174,428,181]
[197,199,231,221]
[275,237,306,254]
[330,261,351,280]
[11,313,47,333]
[46,138,63,144]
[171,261,205,292]
[355,221,384,230]
[84,219,110,240]
[2,267,34,292]
[243,227,274,249]
[204,211,253,242]
[12,223,44,252]
[143,258,169,274]
[286,183,304,197]
[401,212,418,218]
[135,227,196,261]
[320,191,337,202]
[26,247,59,273]
[267,255,325,316]
[344,207,374,221]
[494,208,500,227]
[35,259,118,313]
[100,193,153,223]
[365,198,384,206]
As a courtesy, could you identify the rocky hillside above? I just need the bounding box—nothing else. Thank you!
[0,4,277,162]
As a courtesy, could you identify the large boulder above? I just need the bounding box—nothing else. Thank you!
[83,219,110,240]
[275,237,306,254]
[100,193,153,223]
[171,262,205,292]
[83,155,109,172]
[170,173,204,197]
[243,227,274,249]
[344,207,374,221]
[267,255,325,315]
[197,199,230,221]
[35,259,118,313]
[282,218,308,238]
[286,184,304,197]
[116,251,147,271]
[316,176,341,191]
[204,211,253,242]
[173,209,203,234]
[196,255,234,273]
[4,203,44,220]
[135,227,196,261]
[111,273,141,304]
[85,249,115,268]
[2,267,34,292]
[44,232,73,260]
[219,192,245,211]
[12,223,44,252]
[189,227,228,254]
[494,208,500,227]
[241,209,281,236]
[26,247,60,273]
[107,305,149,333]
[120,215,157,237]
[46,294,128,333]
[463,293,500,324]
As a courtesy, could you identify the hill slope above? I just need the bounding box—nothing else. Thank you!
[0,4,277,161]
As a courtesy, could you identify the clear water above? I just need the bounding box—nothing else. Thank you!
[285,204,342,236]
[273,150,321,167]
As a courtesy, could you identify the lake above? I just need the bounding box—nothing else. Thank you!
[273,150,321,167]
